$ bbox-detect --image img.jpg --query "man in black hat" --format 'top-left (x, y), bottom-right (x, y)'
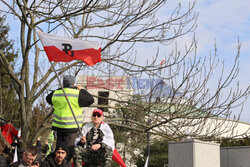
top-left (46, 75), bottom-right (94, 160)
top-left (42, 145), bottom-right (71, 167)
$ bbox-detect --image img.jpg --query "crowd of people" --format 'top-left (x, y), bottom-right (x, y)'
top-left (0, 75), bottom-right (116, 167)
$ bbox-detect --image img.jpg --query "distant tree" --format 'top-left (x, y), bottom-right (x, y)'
top-left (0, 14), bottom-right (19, 125)
top-left (219, 137), bottom-right (250, 147)
top-left (135, 138), bottom-right (169, 167)
top-left (107, 99), bottom-right (147, 166)
top-left (29, 102), bottom-right (52, 141)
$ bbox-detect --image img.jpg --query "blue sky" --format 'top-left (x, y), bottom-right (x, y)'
top-left (195, 0), bottom-right (250, 122)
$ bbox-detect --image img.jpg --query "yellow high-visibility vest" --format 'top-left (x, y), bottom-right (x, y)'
top-left (52, 88), bottom-right (83, 129)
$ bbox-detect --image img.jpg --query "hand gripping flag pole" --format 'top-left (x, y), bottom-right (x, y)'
top-left (37, 31), bottom-right (102, 136)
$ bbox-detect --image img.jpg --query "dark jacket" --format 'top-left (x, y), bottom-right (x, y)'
top-left (42, 153), bottom-right (71, 167)
top-left (46, 86), bottom-right (94, 133)
top-left (35, 140), bottom-right (43, 164)
top-left (9, 159), bottom-right (28, 167)
top-left (0, 154), bottom-right (7, 167)
top-left (9, 161), bottom-right (21, 167)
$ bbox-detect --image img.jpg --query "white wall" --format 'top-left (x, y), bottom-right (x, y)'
top-left (221, 146), bottom-right (250, 167)
top-left (169, 139), bottom-right (220, 167)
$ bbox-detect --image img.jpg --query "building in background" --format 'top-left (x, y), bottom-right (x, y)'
top-left (77, 75), bottom-right (250, 137)
top-left (76, 75), bottom-right (133, 122)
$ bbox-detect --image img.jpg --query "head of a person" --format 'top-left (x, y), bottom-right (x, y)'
top-left (91, 109), bottom-right (104, 127)
top-left (63, 75), bottom-right (75, 87)
top-left (54, 145), bottom-right (67, 165)
top-left (22, 145), bottom-right (38, 166)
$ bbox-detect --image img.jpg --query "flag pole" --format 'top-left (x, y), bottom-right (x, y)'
top-left (49, 61), bottom-right (83, 136)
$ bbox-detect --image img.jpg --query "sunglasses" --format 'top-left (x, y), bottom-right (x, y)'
top-left (92, 113), bottom-right (102, 118)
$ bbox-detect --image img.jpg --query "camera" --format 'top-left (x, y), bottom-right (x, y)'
top-left (32, 161), bottom-right (38, 166)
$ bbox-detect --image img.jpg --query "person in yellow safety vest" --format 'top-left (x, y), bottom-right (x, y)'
top-left (43, 130), bottom-right (55, 159)
top-left (46, 75), bottom-right (94, 161)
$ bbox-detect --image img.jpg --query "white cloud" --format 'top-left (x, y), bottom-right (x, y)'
top-left (197, 0), bottom-right (250, 29)
top-left (196, 0), bottom-right (250, 46)
top-left (240, 39), bottom-right (250, 54)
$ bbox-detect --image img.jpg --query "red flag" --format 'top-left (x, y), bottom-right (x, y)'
top-left (112, 148), bottom-right (127, 167)
top-left (160, 58), bottom-right (165, 66)
top-left (37, 31), bottom-right (101, 66)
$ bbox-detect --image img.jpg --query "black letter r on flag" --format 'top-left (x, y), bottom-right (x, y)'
top-left (62, 43), bottom-right (74, 57)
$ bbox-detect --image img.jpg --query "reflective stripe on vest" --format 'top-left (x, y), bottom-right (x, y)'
top-left (53, 94), bottom-right (78, 97)
top-left (53, 114), bottom-right (83, 121)
top-left (52, 88), bottom-right (83, 129)
top-left (52, 119), bottom-right (83, 125)
top-left (48, 130), bottom-right (54, 142)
